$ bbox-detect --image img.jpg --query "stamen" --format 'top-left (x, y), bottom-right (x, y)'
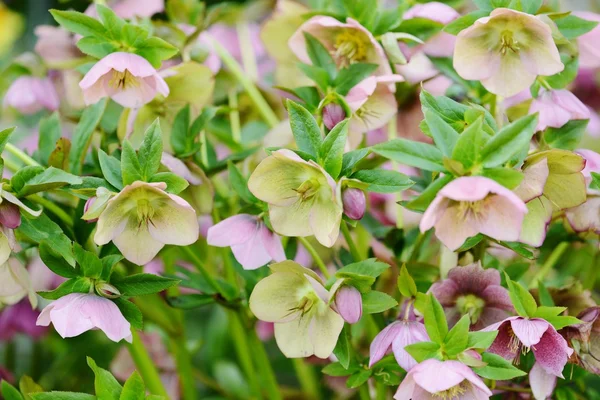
top-left (109, 69), bottom-right (140, 90)
top-left (432, 381), bottom-right (468, 399)
top-left (332, 31), bottom-right (367, 67)
top-left (499, 31), bottom-right (520, 55)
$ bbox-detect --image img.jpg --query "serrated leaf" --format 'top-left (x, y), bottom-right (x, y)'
top-left (352, 169), bottom-right (414, 193)
top-left (69, 99), bottom-right (108, 175)
top-left (361, 291), bottom-right (398, 314)
top-left (372, 139), bottom-right (446, 172)
top-left (121, 141), bottom-right (143, 185)
top-left (473, 353), bottom-right (526, 380)
top-left (505, 274), bottom-right (537, 317)
top-left (138, 119), bottom-right (163, 180)
top-left (39, 241), bottom-right (79, 278)
top-left (287, 100), bottom-right (322, 158)
top-left (467, 331), bottom-right (498, 350)
top-left (98, 150), bottom-right (124, 190)
top-left (424, 294), bottom-right (448, 344)
top-left (424, 109), bottom-right (459, 157)
top-left (50, 9), bottom-right (108, 38)
top-left (403, 341), bottom-right (441, 363)
top-left (480, 114), bottom-right (537, 168)
top-left (112, 274), bottom-right (180, 296)
top-left (397, 264), bottom-right (417, 298)
top-left (319, 119), bottom-right (348, 178)
top-left (87, 357), bottom-right (122, 400)
top-left (444, 315), bottom-right (470, 356)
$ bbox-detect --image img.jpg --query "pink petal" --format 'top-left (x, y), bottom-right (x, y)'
top-left (391, 321), bottom-right (429, 371)
top-left (532, 326), bottom-right (573, 378)
top-left (529, 362), bottom-right (556, 400)
top-left (369, 321), bottom-right (403, 367)
top-left (335, 285), bottom-right (362, 324)
top-left (412, 359), bottom-right (470, 393)
top-left (207, 214), bottom-right (260, 247)
top-left (231, 233), bottom-right (273, 270)
top-left (259, 223), bottom-right (286, 263)
top-left (510, 318), bottom-right (550, 347)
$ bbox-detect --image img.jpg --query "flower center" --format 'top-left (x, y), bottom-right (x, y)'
top-left (333, 31), bottom-right (367, 67)
top-left (456, 294), bottom-right (485, 324)
top-left (457, 200), bottom-right (485, 219)
top-left (432, 381), bottom-right (467, 399)
top-left (506, 326), bottom-right (529, 360)
top-left (136, 199), bottom-right (155, 223)
top-left (109, 69), bottom-right (139, 90)
top-left (499, 31), bottom-right (520, 55)
top-left (295, 178), bottom-right (321, 201)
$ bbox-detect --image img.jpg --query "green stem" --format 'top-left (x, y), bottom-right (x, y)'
top-left (359, 385), bottom-right (370, 400)
top-left (127, 330), bottom-right (170, 398)
top-left (229, 311), bottom-right (263, 398)
top-left (181, 246), bottom-right (222, 294)
top-left (249, 330), bottom-right (282, 400)
top-left (340, 221), bottom-right (361, 262)
top-left (531, 241), bottom-right (569, 285)
top-left (292, 358), bottom-right (320, 400)
top-left (170, 337), bottom-right (198, 400)
top-left (208, 35), bottom-right (279, 129)
top-left (3, 158), bottom-right (21, 172)
top-left (298, 236), bottom-right (330, 279)
top-left (228, 89), bottom-right (242, 144)
top-left (5, 143), bottom-right (40, 166)
top-left (28, 194), bottom-right (74, 227)
top-left (376, 381), bottom-right (387, 400)
top-left (236, 22), bottom-right (259, 82)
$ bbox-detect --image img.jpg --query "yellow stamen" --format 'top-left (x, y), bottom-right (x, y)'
top-left (333, 30), bottom-right (368, 67)
top-left (432, 382), bottom-right (468, 399)
top-left (109, 69), bottom-right (139, 90)
top-left (499, 31), bottom-right (520, 55)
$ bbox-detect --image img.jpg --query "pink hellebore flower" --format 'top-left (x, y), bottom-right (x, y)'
top-left (574, 12), bottom-right (600, 69)
top-left (79, 52), bottom-right (169, 108)
top-left (86, 0), bottom-right (164, 19)
top-left (4, 76), bottom-right (59, 114)
top-left (403, 2), bottom-right (460, 58)
top-left (454, 8), bottom-right (563, 97)
top-left (369, 318), bottom-right (429, 371)
top-left (0, 258), bottom-right (36, 307)
top-left (429, 263), bottom-right (514, 330)
top-left (484, 316), bottom-right (573, 377)
top-left (289, 16), bottom-right (393, 78)
top-left (94, 181), bottom-right (199, 265)
top-left (529, 362), bottom-right (556, 400)
top-left (420, 176), bottom-right (528, 251)
top-left (36, 293), bottom-right (132, 343)
top-left (394, 359), bottom-right (493, 399)
top-left (207, 214), bottom-right (286, 270)
top-left (529, 89), bottom-right (590, 131)
top-left (566, 149), bottom-right (600, 233)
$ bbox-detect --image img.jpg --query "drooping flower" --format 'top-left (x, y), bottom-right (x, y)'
top-left (402, 2), bottom-right (460, 58)
top-left (4, 76), bottom-right (60, 114)
top-left (249, 261), bottom-right (344, 358)
top-left (94, 181), bottom-right (199, 265)
top-left (561, 307), bottom-right (600, 374)
top-left (0, 299), bottom-right (47, 341)
top-left (288, 16), bottom-right (393, 77)
top-left (79, 52), bottom-right (169, 108)
top-left (529, 362), bottom-right (556, 400)
top-left (484, 316), bottom-right (573, 377)
top-left (248, 149), bottom-right (343, 248)
top-left (36, 293), bottom-right (132, 343)
top-left (529, 89), bottom-right (590, 131)
top-left (420, 176), bottom-right (528, 251)
top-left (207, 214), bottom-right (286, 270)
top-left (565, 149), bottom-right (600, 234)
top-left (574, 12), bottom-right (600, 69)
top-left (0, 258), bottom-right (36, 307)
top-left (429, 263), bottom-right (514, 329)
top-left (394, 359), bottom-right (493, 399)
top-left (453, 8), bottom-right (563, 97)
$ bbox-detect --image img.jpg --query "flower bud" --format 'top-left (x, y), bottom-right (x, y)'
top-left (335, 285), bottom-right (362, 324)
top-left (83, 197), bottom-right (98, 223)
top-left (95, 282), bottom-right (121, 299)
top-left (322, 103), bottom-right (345, 130)
top-left (0, 202), bottom-right (21, 229)
top-left (342, 188), bottom-right (366, 220)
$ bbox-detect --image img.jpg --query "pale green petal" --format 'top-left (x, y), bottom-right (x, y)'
top-left (249, 271), bottom-right (309, 322)
top-left (274, 316), bottom-right (314, 358)
top-left (482, 50), bottom-right (536, 97)
top-left (269, 200), bottom-right (314, 238)
top-left (519, 196), bottom-right (553, 247)
top-left (148, 194), bottom-right (199, 246)
top-left (113, 218), bottom-right (164, 265)
top-left (310, 196), bottom-right (342, 248)
top-left (544, 171), bottom-right (586, 210)
top-left (310, 306), bottom-right (344, 359)
top-left (0, 231), bottom-right (10, 265)
top-left (269, 260), bottom-right (321, 283)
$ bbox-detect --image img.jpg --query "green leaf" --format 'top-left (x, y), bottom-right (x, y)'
top-left (69, 99), bottom-right (108, 175)
top-left (403, 175), bottom-right (454, 212)
top-left (480, 168), bottom-right (523, 189)
top-left (74, 243), bottom-right (103, 279)
top-left (322, 362), bottom-right (356, 377)
top-left (340, 148), bottom-right (370, 176)
top-left (303, 32), bottom-right (336, 80)
top-left (121, 141), bottom-right (143, 185)
top-left (352, 169), bottom-right (414, 193)
top-left (424, 294), bottom-right (448, 344)
top-left (0, 127), bottom-right (14, 158)
top-left (120, 371), bottom-right (145, 400)
top-left (473, 353), bottom-right (526, 380)
top-left (498, 241), bottom-right (535, 260)
top-left (424, 109), bottom-right (459, 157)
top-left (319, 119), bottom-right (349, 178)
top-left (134, 37), bottom-right (179, 69)
top-left (138, 119), bottom-right (163, 181)
top-left (287, 100), bottom-right (322, 158)
top-left (444, 315), bottom-right (470, 356)
top-left (346, 370), bottom-right (372, 389)
top-left (170, 105), bottom-right (190, 157)
top-left (480, 114), bottom-right (537, 168)
top-left (39, 242), bottom-right (79, 278)
top-left (334, 63), bottom-right (379, 95)
top-left (32, 394), bottom-right (96, 400)
top-left (505, 274), bottom-right (537, 317)
top-left (38, 277), bottom-right (92, 300)
top-left (16, 167), bottom-right (82, 196)
top-left (545, 54), bottom-right (579, 89)
top-left (444, 10), bottom-right (489, 35)
top-left (19, 376), bottom-right (44, 399)
top-left (336, 259), bottom-right (390, 279)
top-left (95, 4), bottom-right (125, 40)
top-left (19, 213), bottom-right (75, 266)
top-left (545, 119), bottom-right (588, 151)
top-left (87, 357), bottom-right (122, 400)
top-left (397, 264), bottom-right (417, 298)
top-left (77, 36), bottom-right (119, 58)
top-left (1, 381), bottom-right (23, 400)
top-left (50, 9), bottom-right (108, 38)
top-left (372, 139), bottom-right (446, 172)
top-left (467, 331), bottom-right (498, 350)
top-left (333, 325), bottom-right (351, 369)
top-left (100, 254), bottom-right (122, 281)
top-left (148, 172), bottom-right (188, 194)
top-left (554, 14), bottom-right (599, 39)
top-left (38, 114), bottom-right (61, 165)
top-left (297, 63), bottom-right (330, 90)
top-left (167, 294), bottom-right (215, 309)
top-left (112, 274), bottom-right (180, 296)
top-left (227, 162), bottom-right (258, 204)
top-left (361, 291), bottom-right (398, 314)
top-left (403, 341), bottom-right (441, 363)
top-left (452, 117), bottom-right (483, 169)
top-left (114, 298), bottom-right (143, 330)
top-left (98, 150), bottom-right (124, 190)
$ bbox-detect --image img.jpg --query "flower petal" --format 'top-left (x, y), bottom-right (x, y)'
top-left (309, 307), bottom-right (344, 358)
top-left (532, 326), bottom-right (573, 378)
top-left (529, 362), bottom-right (556, 400)
top-left (511, 318), bottom-right (549, 347)
top-left (249, 271), bottom-right (308, 322)
top-left (206, 214), bottom-right (258, 247)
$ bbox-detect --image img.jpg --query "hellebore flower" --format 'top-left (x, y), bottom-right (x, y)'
top-left (369, 316), bottom-right (429, 371)
top-left (394, 359), bottom-right (493, 399)
top-left (574, 12), bottom-right (600, 69)
top-left (0, 258), bottom-right (36, 307)
top-left (85, 0), bottom-right (164, 19)
top-left (453, 8), bottom-right (563, 97)
top-left (403, 2), bottom-right (460, 58)
top-left (36, 293), bottom-right (132, 343)
top-left (34, 25), bottom-right (82, 67)
top-left (0, 299), bottom-right (47, 341)
top-left (248, 149), bottom-right (343, 248)
top-left (484, 316), bottom-right (573, 377)
top-left (79, 52), bottom-right (169, 108)
top-left (207, 214), bottom-right (286, 270)
top-left (566, 149), bottom-right (600, 234)
top-left (420, 176), bottom-right (528, 251)
top-left (342, 187), bottom-right (366, 220)
top-left (329, 281), bottom-right (362, 324)
top-left (561, 307), bottom-right (600, 374)
top-left (4, 76), bottom-right (60, 114)
top-left (249, 261), bottom-right (344, 358)
top-left (529, 89), bottom-right (590, 131)
top-left (289, 16), bottom-right (393, 78)
top-left (529, 361), bottom-right (556, 400)
top-left (430, 263), bottom-right (514, 329)
top-left (94, 181), bottom-right (199, 265)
